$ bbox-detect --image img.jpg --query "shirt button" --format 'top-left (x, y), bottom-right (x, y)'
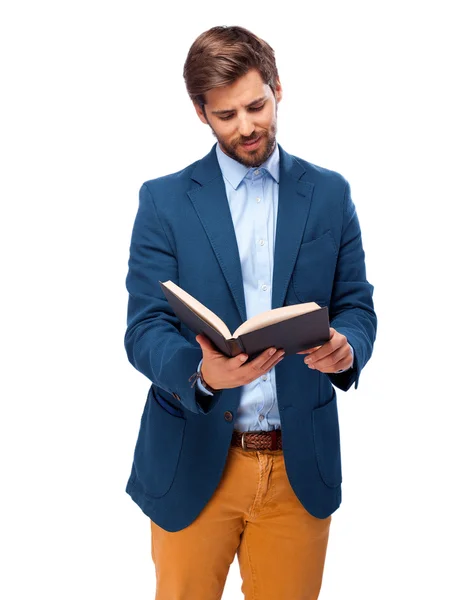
top-left (259, 239), bottom-right (265, 246)
top-left (224, 411), bottom-right (233, 422)
top-left (261, 284), bottom-right (268, 291)
top-left (262, 375), bottom-right (267, 381)
top-left (259, 414), bottom-right (265, 421)
top-left (254, 169), bottom-right (260, 175)
top-left (256, 197), bottom-right (261, 203)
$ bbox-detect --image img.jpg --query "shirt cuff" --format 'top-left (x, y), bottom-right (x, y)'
top-left (195, 358), bottom-right (214, 396)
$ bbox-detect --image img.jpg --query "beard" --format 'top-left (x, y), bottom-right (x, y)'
top-left (210, 117), bottom-right (278, 168)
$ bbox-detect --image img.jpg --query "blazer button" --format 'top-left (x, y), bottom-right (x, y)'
top-left (172, 392), bottom-right (181, 402)
top-left (224, 411), bottom-right (233, 422)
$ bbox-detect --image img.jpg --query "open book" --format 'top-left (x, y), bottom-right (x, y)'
top-left (159, 280), bottom-right (330, 360)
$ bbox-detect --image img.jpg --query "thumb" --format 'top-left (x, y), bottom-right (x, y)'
top-left (196, 334), bottom-right (216, 353)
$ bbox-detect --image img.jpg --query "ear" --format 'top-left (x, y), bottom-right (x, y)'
top-left (193, 101), bottom-right (209, 125)
top-left (274, 78), bottom-right (283, 103)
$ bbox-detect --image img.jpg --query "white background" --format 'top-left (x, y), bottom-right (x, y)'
top-left (1, 1), bottom-right (469, 598)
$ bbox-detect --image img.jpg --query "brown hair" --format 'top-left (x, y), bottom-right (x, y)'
top-left (183, 26), bottom-right (278, 108)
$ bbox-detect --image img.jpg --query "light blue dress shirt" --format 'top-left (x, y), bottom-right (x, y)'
top-left (196, 143), bottom-right (353, 431)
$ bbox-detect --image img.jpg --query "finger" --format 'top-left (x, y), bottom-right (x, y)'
top-left (196, 333), bottom-right (208, 346)
top-left (253, 347), bottom-right (281, 369)
top-left (304, 350), bottom-right (338, 365)
top-left (228, 352), bottom-right (250, 369)
top-left (305, 343), bottom-right (337, 363)
top-left (269, 354), bottom-right (285, 370)
top-left (308, 358), bottom-right (341, 372)
top-left (307, 347), bottom-right (346, 371)
top-left (257, 347), bottom-right (285, 370)
top-left (261, 349), bottom-right (285, 371)
top-left (196, 333), bottom-right (216, 348)
top-left (243, 347), bottom-right (284, 373)
top-left (234, 346), bottom-right (283, 372)
top-left (296, 345), bottom-right (322, 354)
top-left (229, 346), bottom-right (275, 370)
top-left (306, 333), bottom-right (344, 361)
top-left (196, 334), bottom-right (224, 356)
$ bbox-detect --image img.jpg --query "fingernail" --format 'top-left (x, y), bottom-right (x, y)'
top-left (269, 348), bottom-right (276, 356)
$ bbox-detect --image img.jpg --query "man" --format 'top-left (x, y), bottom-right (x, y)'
top-left (124, 25), bottom-right (377, 600)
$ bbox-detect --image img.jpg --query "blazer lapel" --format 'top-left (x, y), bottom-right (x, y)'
top-left (187, 144), bottom-right (315, 327)
top-left (272, 146), bottom-right (315, 309)
top-left (187, 146), bottom-right (248, 324)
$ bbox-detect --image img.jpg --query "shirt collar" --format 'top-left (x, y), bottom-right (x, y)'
top-left (216, 142), bottom-right (280, 190)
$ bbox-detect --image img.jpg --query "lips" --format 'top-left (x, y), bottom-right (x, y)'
top-left (240, 136), bottom-right (262, 149)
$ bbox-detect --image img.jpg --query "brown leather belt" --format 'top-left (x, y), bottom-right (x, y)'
top-left (231, 429), bottom-right (282, 451)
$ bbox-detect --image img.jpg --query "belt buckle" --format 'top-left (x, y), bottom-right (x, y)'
top-left (241, 431), bottom-right (251, 451)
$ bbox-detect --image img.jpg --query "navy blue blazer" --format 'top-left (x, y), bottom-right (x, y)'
top-left (124, 143), bottom-right (377, 532)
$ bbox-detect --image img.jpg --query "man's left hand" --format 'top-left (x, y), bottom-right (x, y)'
top-left (296, 327), bottom-right (353, 373)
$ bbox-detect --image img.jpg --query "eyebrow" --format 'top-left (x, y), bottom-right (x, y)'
top-left (211, 96), bottom-right (267, 116)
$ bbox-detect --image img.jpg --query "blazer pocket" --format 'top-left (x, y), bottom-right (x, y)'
top-left (291, 230), bottom-right (337, 303)
top-left (312, 389), bottom-right (342, 488)
top-left (154, 390), bottom-right (185, 418)
top-left (133, 387), bottom-right (186, 497)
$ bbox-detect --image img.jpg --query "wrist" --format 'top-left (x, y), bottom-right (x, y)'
top-left (200, 363), bottom-right (220, 393)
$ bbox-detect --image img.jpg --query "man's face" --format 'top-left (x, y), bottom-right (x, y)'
top-left (194, 68), bottom-right (282, 167)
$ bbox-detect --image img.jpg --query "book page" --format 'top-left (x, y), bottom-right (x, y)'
top-left (161, 280), bottom-right (233, 340)
top-left (233, 302), bottom-right (321, 338)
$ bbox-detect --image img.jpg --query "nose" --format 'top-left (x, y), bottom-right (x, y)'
top-left (238, 114), bottom-right (255, 138)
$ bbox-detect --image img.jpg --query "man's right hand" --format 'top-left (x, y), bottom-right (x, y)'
top-left (195, 333), bottom-right (285, 391)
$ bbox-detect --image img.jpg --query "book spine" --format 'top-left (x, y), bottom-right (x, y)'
top-left (226, 338), bottom-right (245, 357)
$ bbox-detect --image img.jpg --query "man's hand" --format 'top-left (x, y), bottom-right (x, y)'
top-left (195, 334), bottom-right (285, 390)
top-left (296, 327), bottom-right (353, 373)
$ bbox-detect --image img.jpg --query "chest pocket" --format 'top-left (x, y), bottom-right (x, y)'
top-left (290, 230), bottom-right (338, 305)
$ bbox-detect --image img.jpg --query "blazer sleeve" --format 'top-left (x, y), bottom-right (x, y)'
top-left (327, 180), bottom-right (377, 391)
top-left (124, 183), bottom-right (223, 414)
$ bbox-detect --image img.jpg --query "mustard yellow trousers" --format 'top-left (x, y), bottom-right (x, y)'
top-left (150, 445), bottom-right (332, 600)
